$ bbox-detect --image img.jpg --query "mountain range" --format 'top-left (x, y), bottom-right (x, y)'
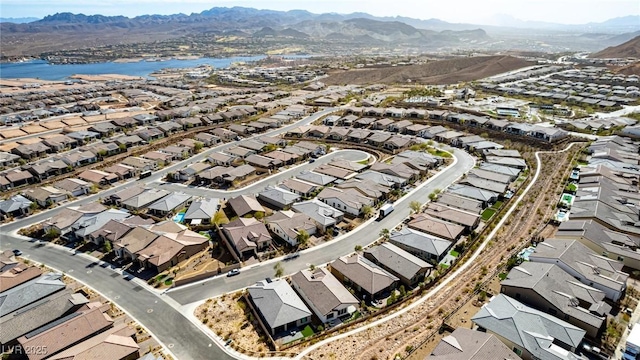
top-left (1, 7), bottom-right (639, 57)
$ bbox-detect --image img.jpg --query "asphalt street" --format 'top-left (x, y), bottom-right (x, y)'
top-left (166, 148), bottom-right (476, 306)
top-left (0, 107), bottom-right (475, 360)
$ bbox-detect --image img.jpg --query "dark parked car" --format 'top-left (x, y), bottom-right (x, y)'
top-left (12, 249), bottom-right (22, 256)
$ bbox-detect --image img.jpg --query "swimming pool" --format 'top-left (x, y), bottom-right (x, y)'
top-left (518, 246), bottom-right (536, 261)
top-left (172, 212), bottom-right (186, 223)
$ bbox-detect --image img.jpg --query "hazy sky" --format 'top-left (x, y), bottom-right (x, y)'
top-left (2, 0), bottom-right (638, 24)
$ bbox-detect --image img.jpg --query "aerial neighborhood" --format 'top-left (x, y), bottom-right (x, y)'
top-left (2, 5), bottom-right (640, 360)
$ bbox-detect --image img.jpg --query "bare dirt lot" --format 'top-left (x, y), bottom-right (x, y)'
top-left (323, 56), bottom-right (533, 85)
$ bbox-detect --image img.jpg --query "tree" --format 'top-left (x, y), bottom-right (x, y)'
top-left (361, 205), bottom-right (373, 219)
top-left (309, 264), bottom-right (316, 271)
top-left (354, 245), bottom-right (363, 252)
top-left (104, 240), bottom-right (112, 253)
top-left (428, 189), bottom-right (441, 201)
top-left (296, 229), bottom-right (310, 248)
top-left (213, 210), bottom-right (228, 226)
top-left (273, 262), bottom-right (284, 278)
top-left (45, 228), bottom-right (61, 240)
top-left (409, 201), bottom-right (421, 213)
top-left (254, 211), bottom-right (265, 220)
top-left (379, 228), bottom-right (390, 241)
top-left (194, 142), bottom-right (204, 153)
top-left (399, 285), bottom-right (406, 297)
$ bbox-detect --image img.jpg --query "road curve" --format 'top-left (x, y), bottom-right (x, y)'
top-left (294, 142), bottom-right (579, 360)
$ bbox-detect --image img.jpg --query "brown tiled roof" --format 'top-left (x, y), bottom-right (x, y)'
top-left (47, 324), bottom-right (139, 360)
top-left (408, 214), bottom-right (465, 241)
top-left (17, 307), bottom-right (113, 360)
top-left (136, 236), bottom-right (184, 268)
top-left (0, 265), bottom-right (42, 292)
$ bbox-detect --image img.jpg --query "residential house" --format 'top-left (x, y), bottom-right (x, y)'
top-left (347, 129), bottom-right (371, 143)
top-left (258, 186), bottom-right (301, 210)
top-left (71, 208), bottom-right (130, 242)
top-left (408, 214), bottom-right (465, 242)
top-left (479, 163), bottom-right (521, 180)
top-left (501, 262), bottom-right (610, 338)
top-left (194, 133), bottom-right (221, 147)
top-left (279, 178), bottom-right (318, 198)
top-left (142, 151), bottom-right (173, 167)
top-left (307, 125), bottom-right (330, 138)
top-left (290, 268), bottom-right (359, 324)
top-left (60, 150), bottom-right (98, 168)
top-left (459, 177), bottom-right (508, 194)
top-left (211, 128), bottom-right (238, 141)
top-left (435, 193), bottom-right (483, 214)
top-left (372, 118), bottom-right (394, 131)
top-left (330, 254), bottom-right (399, 301)
top-left (471, 294), bottom-right (586, 360)
top-left (0, 273), bottom-right (66, 317)
top-left (0, 195), bottom-right (33, 218)
top-left (12, 142), bottom-right (51, 160)
top-left (53, 178), bottom-right (91, 197)
top-left (528, 239), bottom-right (628, 301)
top-left (207, 152), bottom-right (237, 167)
top-left (113, 227), bottom-right (158, 261)
top-left (183, 198), bottom-right (220, 225)
top-left (328, 127), bottom-right (350, 141)
top-left (88, 219), bottom-right (135, 246)
top-left (424, 203), bottom-right (480, 232)
top-left (135, 127), bottom-right (164, 142)
top-left (367, 132), bottom-right (392, 147)
top-left (43, 203), bottom-right (106, 236)
top-left (447, 184), bottom-right (499, 207)
top-left (113, 135), bottom-right (143, 149)
top-left (266, 210), bottom-right (316, 246)
top-left (384, 135), bottom-right (415, 152)
top-left (317, 187), bottom-right (374, 217)
top-left (176, 163), bottom-right (211, 181)
top-left (291, 199), bottom-right (344, 231)
top-left (485, 156), bottom-right (527, 169)
top-left (389, 120), bottom-right (413, 133)
top-left (228, 195), bottom-right (266, 217)
top-left (556, 219), bottom-right (640, 270)
top-left (22, 186), bottom-right (67, 207)
top-left (296, 171), bottom-right (337, 186)
top-left (355, 170), bottom-right (407, 188)
top-left (335, 179), bottom-right (390, 202)
top-left (147, 192), bottom-right (192, 217)
top-left (363, 243), bottom-right (432, 287)
top-left (120, 157), bottom-right (157, 172)
top-left (136, 233), bottom-right (208, 273)
top-left (246, 154), bottom-right (283, 170)
top-left (222, 218), bottom-right (272, 259)
top-left (429, 328), bottom-right (522, 360)
top-left (121, 189), bottom-right (170, 212)
top-left (78, 169), bottom-right (118, 185)
top-left (45, 323), bottom-right (139, 360)
top-left (247, 279), bottom-right (312, 336)
top-left (17, 307), bottom-right (114, 360)
top-left (226, 146), bottom-right (256, 160)
top-left (314, 165), bottom-right (356, 180)
top-left (370, 162), bottom-right (419, 182)
top-left (389, 227), bottom-right (454, 265)
top-left (0, 289), bottom-right (89, 347)
top-left (468, 168), bottom-right (513, 184)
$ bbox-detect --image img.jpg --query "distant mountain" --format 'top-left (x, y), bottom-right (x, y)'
top-left (480, 14), bottom-right (640, 33)
top-left (590, 35), bottom-right (640, 58)
top-left (0, 17), bottom-right (39, 24)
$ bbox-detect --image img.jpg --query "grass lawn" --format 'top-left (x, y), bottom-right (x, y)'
top-left (498, 273), bottom-right (507, 280)
top-left (428, 148), bottom-right (452, 158)
top-left (481, 208), bottom-right (496, 221)
top-left (164, 278), bottom-right (173, 286)
top-left (449, 250), bottom-right (460, 257)
top-left (565, 183), bottom-right (578, 192)
top-left (357, 158), bottom-right (369, 165)
top-left (492, 201), bottom-right (503, 210)
top-left (301, 325), bottom-right (314, 338)
top-left (199, 231), bottom-right (212, 240)
top-left (439, 263), bottom-right (450, 270)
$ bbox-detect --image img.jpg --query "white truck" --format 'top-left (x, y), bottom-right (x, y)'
top-left (377, 204), bottom-right (394, 220)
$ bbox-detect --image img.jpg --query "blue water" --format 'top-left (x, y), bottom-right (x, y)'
top-left (0, 56), bottom-right (271, 80)
top-left (518, 247), bottom-right (536, 261)
top-left (172, 212), bottom-right (186, 223)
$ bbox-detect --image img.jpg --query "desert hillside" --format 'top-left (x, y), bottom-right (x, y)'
top-left (323, 55), bottom-right (533, 85)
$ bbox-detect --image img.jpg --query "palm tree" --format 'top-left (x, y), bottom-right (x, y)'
top-left (212, 210), bottom-right (228, 226)
top-left (379, 228), bottom-right (390, 241)
top-left (273, 262), bottom-right (284, 278)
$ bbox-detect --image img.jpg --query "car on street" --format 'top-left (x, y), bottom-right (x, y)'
top-left (12, 249), bottom-right (22, 256)
top-left (309, 159), bottom-right (315, 163)
top-left (227, 269), bottom-right (240, 277)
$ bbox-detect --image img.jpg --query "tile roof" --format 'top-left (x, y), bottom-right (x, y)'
top-left (364, 243), bottom-right (432, 280)
top-left (290, 268), bottom-right (358, 317)
top-left (248, 279), bottom-right (312, 330)
top-left (330, 254), bottom-right (399, 296)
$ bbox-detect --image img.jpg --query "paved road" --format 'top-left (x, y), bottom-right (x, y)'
top-left (0, 108), bottom-right (336, 360)
top-left (166, 148), bottom-right (476, 306)
top-left (156, 149), bottom-right (369, 197)
top-left (0, 107), bottom-right (475, 360)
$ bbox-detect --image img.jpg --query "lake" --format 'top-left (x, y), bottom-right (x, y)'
top-left (0, 56), bottom-right (269, 81)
